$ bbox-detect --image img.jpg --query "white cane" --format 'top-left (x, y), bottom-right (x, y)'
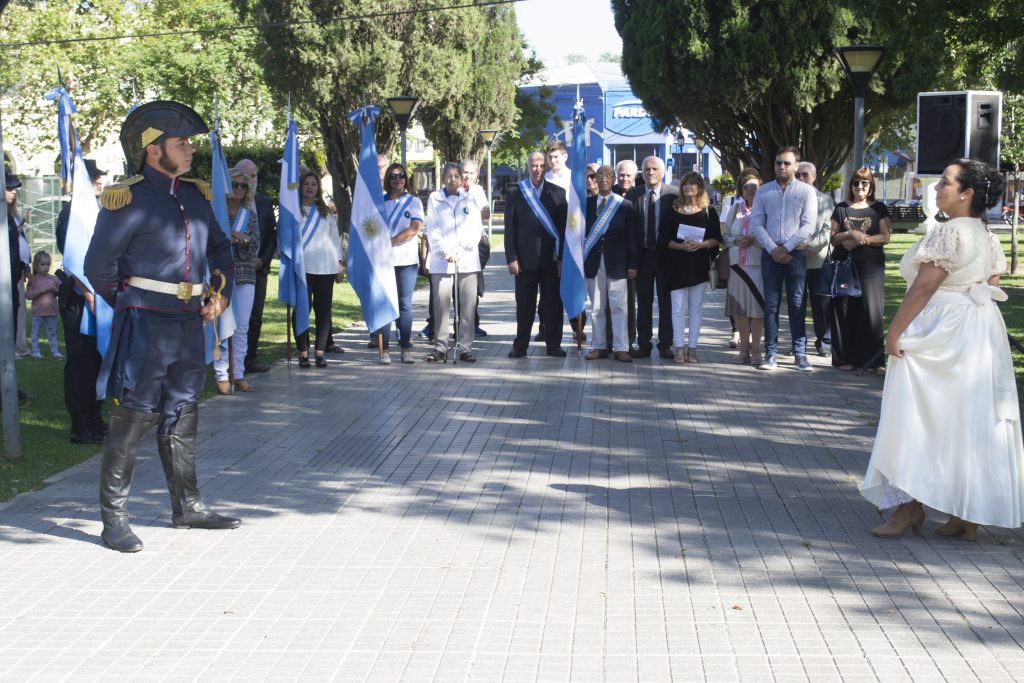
top-left (451, 252), bottom-right (460, 365)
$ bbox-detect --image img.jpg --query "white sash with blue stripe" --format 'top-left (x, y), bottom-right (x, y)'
top-left (231, 206), bottom-right (251, 236)
top-left (519, 179), bottom-right (560, 252)
top-left (584, 193), bottom-right (624, 258)
top-left (386, 193), bottom-right (417, 235)
top-left (300, 208), bottom-right (321, 249)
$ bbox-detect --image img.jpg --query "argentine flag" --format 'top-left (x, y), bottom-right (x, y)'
top-left (559, 100), bottom-right (588, 320)
top-left (346, 106), bottom-right (398, 334)
top-left (203, 125), bottom-right (238, 363)
top-left (277, 116), bottom-right (310, 336)
top-left (44, 79), bottom-right (114, 354)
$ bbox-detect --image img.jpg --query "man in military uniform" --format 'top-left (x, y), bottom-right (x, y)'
top-left (55, 158), bottom-right (107, 444)
top-left (84, 101), bottom-right (241, 553)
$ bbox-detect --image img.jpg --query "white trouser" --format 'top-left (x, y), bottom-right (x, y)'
top-left (587, 256), bottom-right (628, 352)
top-left (431, 271), bottom-right (479, 355)
top-left (671, 283), bottom-right (706, 349)
top-left (215, 283), bottom-right (255, 381)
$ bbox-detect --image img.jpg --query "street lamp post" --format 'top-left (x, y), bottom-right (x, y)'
top-left (479, 129), bottom-right (498, 240)
top-left (385, 95), bottom-right (419, 169)
top-left (693, 135), bottom-right (706, 177)
top-left (835, 45), bottom-right (885, 170)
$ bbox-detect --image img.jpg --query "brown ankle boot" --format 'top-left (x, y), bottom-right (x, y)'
top-left (871, 501), bottom-right (925, 538)
top-left (936, 515), bottom-right (979, 541)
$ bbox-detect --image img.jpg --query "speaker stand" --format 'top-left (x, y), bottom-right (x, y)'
top-left (915, 177), bottom-right (941, 234)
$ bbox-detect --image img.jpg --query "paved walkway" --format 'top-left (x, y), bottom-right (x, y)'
top-left (1, 250), bottom-right (1023, 682)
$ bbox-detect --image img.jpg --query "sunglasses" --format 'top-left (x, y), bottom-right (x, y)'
top-left (389, 172), bottom-right (406, 180)
top-left (854, 180), bottom-right (872, 187)
top-left (231, 182), bottom-right (248, 190)
top-left (587, 174), bottom-right (596, 179)
top-left (774, 160), bottom-right (795, 167)
top-left (741, 183), bottom-right (759, 190)
top-left (795, 172), bottom-right (811, 179)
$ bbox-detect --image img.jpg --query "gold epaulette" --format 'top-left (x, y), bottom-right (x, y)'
top-left (99, 175), bottom-right (144, 211)
top-left (179, 177), bottom-right (212, 202)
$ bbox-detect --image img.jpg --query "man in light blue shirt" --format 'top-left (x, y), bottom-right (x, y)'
top-left (748, 146), bottom-right (818, 371)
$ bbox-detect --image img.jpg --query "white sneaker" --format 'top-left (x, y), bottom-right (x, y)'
top-left (401, 350), bottom-right (415, 364)
top-left (380, 352), bottom-right (392, 365)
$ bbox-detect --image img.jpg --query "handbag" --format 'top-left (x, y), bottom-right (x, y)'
top-left (816, 244), bottom-right (862, 298)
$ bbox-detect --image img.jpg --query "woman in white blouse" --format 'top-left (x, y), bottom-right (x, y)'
top-left (425, 162), bottom-right (485, 363)
top-left (296, 167), bottom-right (344, 368)
top-left (378, 163), bottom-right (423, 365)
top-left (862, 159), bottom-right (1024, 540)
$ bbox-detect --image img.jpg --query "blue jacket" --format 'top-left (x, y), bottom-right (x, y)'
top-left (85, 164), bottom-right (234, 313)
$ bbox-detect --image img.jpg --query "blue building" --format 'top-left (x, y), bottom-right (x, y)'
top-left (519, 62), bottom-right (721, 183)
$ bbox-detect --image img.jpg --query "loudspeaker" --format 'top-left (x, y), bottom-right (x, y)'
top-left (916, 90), bottom-right (1002, 175)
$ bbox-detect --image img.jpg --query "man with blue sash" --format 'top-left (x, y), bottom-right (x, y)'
top-left (505, 151), bottom-right (568, 357)
top-left (584, 166), bottom-right (639, 363)
top-left (84, 101), bottom-right (241, 552)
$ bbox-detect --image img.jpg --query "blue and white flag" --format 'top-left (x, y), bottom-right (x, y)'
top-left (277, 116), bottom-right (310, 336)
top-left (559, 98), bottom-right (588, 320)
top-left (44, 77), bottom-right (115, 354)
top-left (346, 106), bottom-right (398, 333)
top-left (203, 124), bottom-right (238, 363)
top-left (43, 71), bottom-right (76, 187)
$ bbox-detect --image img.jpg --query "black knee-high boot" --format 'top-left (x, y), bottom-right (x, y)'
top-left (99, 405), bottom-right (160, 552)
top-left (159, 403), bottom-right (241, 530)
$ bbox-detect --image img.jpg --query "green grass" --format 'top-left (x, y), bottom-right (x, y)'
top-left (0, 264), bottom-right (362, 500)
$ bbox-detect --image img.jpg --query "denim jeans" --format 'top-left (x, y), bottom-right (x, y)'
top-left (375, 264), bottom-right (419, 350)
top-left (761, 249), bottom-right (808, 357)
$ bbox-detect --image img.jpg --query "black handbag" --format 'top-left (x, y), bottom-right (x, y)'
top-left (816, 244), bottom-right (862, 298)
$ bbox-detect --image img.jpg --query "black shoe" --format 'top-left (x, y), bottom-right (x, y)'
top-left (70, 411), bottom-right (104, 445)
top-left (475, 327), bottom-right (488, 338)
top-left (658, 347), bottom-right (674, 360)
top-left (629, 347), bottom-right (652, 359)
top-left (546, 348), bottom-right (567, 357)
top-left (17, 388), bottom-right (32, 403)
top-left (367, 341), bottom-right (377, 348)
top-left (70, 429), bottom-right (104, 445)
top-left (326, 344), bottom-right (345, 353)
top-left (508, 348), bottom-right (527, 358)
top-left (573, 331), bottom-right (587, 342)
top-left (298, 355), bottom-right (311, 368)
top-left (315, 355), bottom-right (328, 368)
top-left (458, 352), bottom-right (477, 363)
top-left (245, 362), bottom-right (270, 373)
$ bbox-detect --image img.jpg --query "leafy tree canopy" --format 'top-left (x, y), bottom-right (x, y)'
top-left (611, 0), bottom-right (1019, 182)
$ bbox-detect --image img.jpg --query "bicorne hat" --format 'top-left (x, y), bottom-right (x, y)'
top-left (119, 100), bottom-right (208, 176)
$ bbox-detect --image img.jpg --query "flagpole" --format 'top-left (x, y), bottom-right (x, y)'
top-left (377, 330), bottom-right (384, 361)
top-left (286, 304), bottom-right (293, 363)
top-left (0, 95), bottom-right (21, 459)
top-left (227, 338), bottom-right (234, 392)
top-left (577, 313), bottom-right (583, 351)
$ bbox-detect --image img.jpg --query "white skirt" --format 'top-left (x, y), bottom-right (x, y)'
top-left (861, 288), bottom-right (1024, 528)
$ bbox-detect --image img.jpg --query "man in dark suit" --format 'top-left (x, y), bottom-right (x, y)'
top-left (235, 158), bottom-right (277, 373)
top-left (505, 151), bottom-right (568, 357)
top-left (584, 165), bottom-right (639, 363)
top-left (626, 156), bottom-right (678, 359)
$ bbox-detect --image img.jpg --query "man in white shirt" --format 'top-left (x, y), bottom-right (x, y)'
top-left (544, 140), bottom-right (571, 190)
top-left (461, 159), bottom-right (492, 337)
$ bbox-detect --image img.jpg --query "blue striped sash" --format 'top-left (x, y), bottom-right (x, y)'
top-left (519, 179), bottom-right (560, 252)
top-left (584, 193), bottom-right (624, 258)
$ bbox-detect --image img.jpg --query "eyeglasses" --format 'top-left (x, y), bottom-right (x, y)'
top-left (774, 160), bottom-right (795, 167)
top-left (795, 172), bottom-right (811, 179)
top-left (388, 172), bottom-right (406, 180)
top-left (231, 182), bottom-right (248, 190)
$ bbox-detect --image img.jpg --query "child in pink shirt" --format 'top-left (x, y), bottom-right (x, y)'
top-left (25, 250), bottom-right (61, 359)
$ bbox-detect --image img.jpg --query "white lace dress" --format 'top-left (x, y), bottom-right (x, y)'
top-left (860, 218), bottom-right (1024, 527)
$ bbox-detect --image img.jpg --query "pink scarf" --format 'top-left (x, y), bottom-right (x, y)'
top-left (738, 202), bottom-right (753, 266)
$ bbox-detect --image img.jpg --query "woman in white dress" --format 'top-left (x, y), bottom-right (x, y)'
top-left (861, 159), bottom-right (1024, 540)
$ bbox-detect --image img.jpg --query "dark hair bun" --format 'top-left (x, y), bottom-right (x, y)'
top-left (984, 169), bottom-right (1005, 210)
